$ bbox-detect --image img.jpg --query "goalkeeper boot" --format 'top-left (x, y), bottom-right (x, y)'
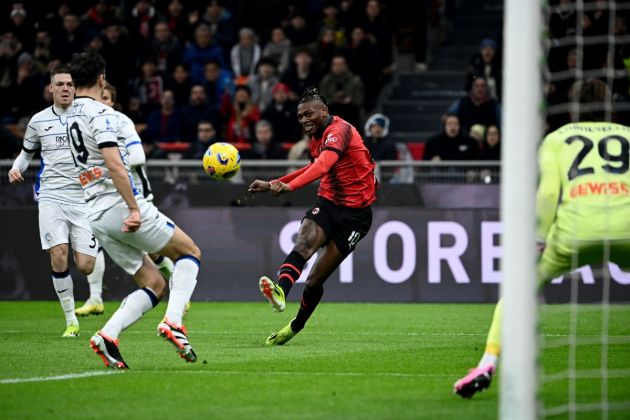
top-left (259, 276), bottom-right (286, 312)
top-left (157, 317), bottom-right (197, 363)
top-left (265, 319), bottom-right (298, 346)
top-left (62, 322), bottom-right (80, 338)
top-left (75, 298), bottom-right (105, 317)
top-left (453, 365), bottom-right (495, 399)
top-left (89, 332), bottom-right (129, 369)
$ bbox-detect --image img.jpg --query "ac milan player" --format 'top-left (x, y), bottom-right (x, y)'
top-left (248, 88), bottom-right (377, 345)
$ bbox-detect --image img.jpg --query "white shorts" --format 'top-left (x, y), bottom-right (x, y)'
top-left (38, 200), bottom-right (99, 257)
top-left (91, 198), bottom-right (175, 275)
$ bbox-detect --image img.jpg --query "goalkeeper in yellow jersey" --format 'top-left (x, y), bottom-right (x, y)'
top-left (454, 78), bottom-right (630, 399)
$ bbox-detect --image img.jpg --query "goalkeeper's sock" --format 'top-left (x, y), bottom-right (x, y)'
top-left (87, 248), bottom-right (105, 302)
top-left (277, 251), bottom-right (307, 298)
top-left (291, 283), bottom-right (323, 332)
top-left (101, 287), bottom-right (158, 339)
top-left (53, 270), bottom-right (77, 326)
top-left (164, 256), bottom-right (199, 326)
top-left (479, 299), bottom-right (503, 368)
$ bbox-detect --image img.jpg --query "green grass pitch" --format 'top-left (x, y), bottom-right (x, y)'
top-left (0, 301), bottom-right (629, 419)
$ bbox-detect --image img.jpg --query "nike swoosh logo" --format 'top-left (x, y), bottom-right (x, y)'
top-left (56, 288), bottom-right (69, 294)
top-left (44, 126), bottom-right (53, 131)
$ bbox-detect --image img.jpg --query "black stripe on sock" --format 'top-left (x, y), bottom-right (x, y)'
top-left (141, 287), bottom-right (159, 307)
top-left (52, 269), bottom-right (70, 278)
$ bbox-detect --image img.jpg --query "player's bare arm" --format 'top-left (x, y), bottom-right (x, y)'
top-left (248, 180), bottom-right (271, 193)
top-left (101, 146), bottom-right (141, 232)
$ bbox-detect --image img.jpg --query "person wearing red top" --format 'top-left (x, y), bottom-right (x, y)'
top-left (248, 88), bottom-right (376, 345)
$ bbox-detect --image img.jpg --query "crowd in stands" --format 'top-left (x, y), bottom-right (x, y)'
top-left (0, 0), bottom-right (400, 160)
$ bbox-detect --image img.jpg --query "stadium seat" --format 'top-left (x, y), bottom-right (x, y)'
top-left (406, 142), bottom-right (426, 160)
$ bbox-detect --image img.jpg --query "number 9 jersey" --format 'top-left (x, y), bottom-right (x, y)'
top-left (67, 97), bottom-right (139, 221)
top-left (537, 122), bottom-right (630, 243)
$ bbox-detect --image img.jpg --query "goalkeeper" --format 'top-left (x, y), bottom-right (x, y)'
top-left (454, 78), bottom-right (630, 399)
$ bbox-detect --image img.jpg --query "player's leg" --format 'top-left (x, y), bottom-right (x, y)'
top-left (149, 252), bottom-right (174, 281)
top-left (39, 201), bottom-right (80, 336)
top-left (48, 244), bottom-right (80, 337)
top-left (75, 248), bottom-right (105, 316)
top-left (259, 207), bottom-right (330, 312)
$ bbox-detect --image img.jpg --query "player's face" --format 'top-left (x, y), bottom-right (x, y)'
top-left (49, 73), bottom-right (74, 108)
top-left (297, 101), bottom-right (328, 135)
top-left (100, 89), bottom-right (114, 107)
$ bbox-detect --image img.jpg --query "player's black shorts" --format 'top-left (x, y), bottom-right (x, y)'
top-left (304, 197), bottom-right (372, 257)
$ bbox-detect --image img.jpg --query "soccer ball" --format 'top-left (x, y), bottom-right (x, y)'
top-left (202, 142), bottom-right (241, 180)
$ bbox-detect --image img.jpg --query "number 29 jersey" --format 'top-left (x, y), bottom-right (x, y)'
top-left (537, 122), bottom-right (630, 242)
top-left (67, 96), bottom-right (138, 220)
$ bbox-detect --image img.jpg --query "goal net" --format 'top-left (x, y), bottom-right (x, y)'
top-left (501, 1), bottom-right (630, 419)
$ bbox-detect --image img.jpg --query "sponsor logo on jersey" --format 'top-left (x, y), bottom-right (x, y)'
top-left (324, 134), bottom-right (338, 145)
top-left (570, 181), bottom-right (630, 198)
top-left (105, 117), bottom-right (114, 132)
top-left (99, 108), bottom-right (107, 114)
top-left (44, 126), bottom-right (53, 131)
top-left (312, 207), bottom-right (320, 215)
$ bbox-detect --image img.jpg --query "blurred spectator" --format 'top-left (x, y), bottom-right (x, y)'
top-left (82, 0), bottom-right (117, 36)
top-left (51, 13), bottom-right (85, 63)
top-left (261, 82), bottom-right (301, 143)
top-left (230, 27), bottom-right (261, 80)
top-left (100, 23), bottom-right (134, 106)
top-left (281, 48), bottom-right (319, 102)
top-left (262, 26), bottom-right (291, 76)
top-left (240, 120), bottom-right (287, 159)
top-left (287, 131), bottom-right (311, 161)
top-left (13, 52), bottom-right (45, 120)
top-left (7, 3), bottom-right (34, 53)
top-left (187, 119), bottom-right (218, 159)
top-left (466, 38), bottom-right (502, 100)
top-left (319, 54), bottom-right (365, 127)
top-left (423, 114), bottom-right (479, 161)
top-left (220, 84), bottom-right (260, 145)
top-left (413, 0), bottom-right (429, 72)
top-left (145, 21), bottom-right (182, 76)
top-left (128, 58), bottom-right (164, 116)
top-left (314, 27), bottom-right (337, 76)
top-left (478, 124), bottom-right (501, 161)
top-left (546, 48), bottom-right (576, 130)
top-left (128, 0), bottom-right (158, 50)
top-left (0, 123), bottom-right (21, 159)
top-left (165, 63), bottom-right (193, 108)
top-left (448, 77), bottom-right (501, 134)
top-left (183, 23), bottom-right (226, 84)
top-left (202, 59), bottom-right (234, 111)
top-left (360, 0), bottom-right (394, 78)
top-left (179, 84), bottom-right (222, 143)
top-left (320, 1), bottom-right (347, 47)
top-left (201, 0), bottom-right (235, 62)
top-left (284, 11), bottom-right (315, 48)
top-left (345, 26), bottom-right (383, 111)
top-left (162, 0), bottom-right (191, 44)
top-left (32, 31), bottom-right (53, 72)
top-left (468, 124), bottom-right (486, 149)
top-left (146, 90), bottom-right (182, 143)
top-left (126, 96), bottom-right (147, 124)
top-left (0, 34), bottom-right (21, 119)
top-left (363, 113), bottom-right (396, 161)
top-left (140, 128), bottom-right (168, 159)
top-left (247, 57), bottom-right (279, 112)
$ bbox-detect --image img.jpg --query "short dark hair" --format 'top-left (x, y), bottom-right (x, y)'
top-left (298, 87), bottom-right (328, 106)
top-left (50, 65), bottom-right (71, 82)
top-left (68, 50), bottom-right (106, 89)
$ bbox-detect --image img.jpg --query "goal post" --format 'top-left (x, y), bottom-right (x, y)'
top-left (499, 0), bottom-right (544, 419)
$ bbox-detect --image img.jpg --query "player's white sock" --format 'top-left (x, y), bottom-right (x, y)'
top-left (478, 352), bottom-right (498, 369)
top-left (101, 287), bottom-right (158, 339)
top-left (153, 255), bottom-right (174, 280)
top-left (52, 270), bottom-right (77, 326)
top-left (165, 256), bottom-right (199, 326)
top-left (87, 249), bottom-right (105, 302)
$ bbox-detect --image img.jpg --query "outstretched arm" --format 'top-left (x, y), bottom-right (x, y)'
top-left (8, 149), bottom-right (35, 184)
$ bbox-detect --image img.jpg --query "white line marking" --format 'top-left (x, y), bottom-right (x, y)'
top-left (0, 370), bottom-right (120, 384)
